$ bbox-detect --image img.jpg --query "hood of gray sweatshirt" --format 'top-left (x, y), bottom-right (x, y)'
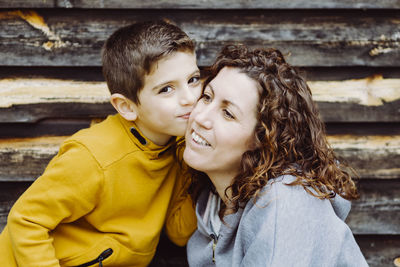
top-left (187, 175), bottom-right (368, 267)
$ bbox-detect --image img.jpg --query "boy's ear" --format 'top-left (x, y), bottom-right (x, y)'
top-left (110, 93), bottom-right (138, 121)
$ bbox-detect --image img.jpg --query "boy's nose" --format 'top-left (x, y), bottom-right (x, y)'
top-left (179, 87), bottom-right (197, 106)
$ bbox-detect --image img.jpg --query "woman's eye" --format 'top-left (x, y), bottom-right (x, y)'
top-left (189, 76), bottom-right (200, 84)
top-left (158, 86), bottom-right (173, 94)
top-left (200, 93), bottom-right (212, 103)
top-left (223, 109), bottom-right (235, 120)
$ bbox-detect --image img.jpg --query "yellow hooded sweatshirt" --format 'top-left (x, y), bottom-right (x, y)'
top-left (0, 114), bottom-right (196, 267)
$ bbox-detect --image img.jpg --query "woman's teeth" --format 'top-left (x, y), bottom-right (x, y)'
top-left (192, 131), bottom-right (210, 146)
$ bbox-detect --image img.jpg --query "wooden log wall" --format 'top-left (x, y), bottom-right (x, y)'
top-left (0, 1), bottom-right (399, 266)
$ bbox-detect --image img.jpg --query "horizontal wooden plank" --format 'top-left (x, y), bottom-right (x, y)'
top-left (355, 235), bottom-right (400, 267)
top-left (0, 0), bottom-right (399, 9)
top-left (2, 66), bottom-right (400, 82)
top-left (325, 123), bottom-right (400, 136)
top-left (1, 180), bottom-right (399, 235)
top-left (3, 121), bottom-right (400, 139)
top-left (311, 75), bottom-right (400, 123)
top-left (0, 79), bottom-right (113, 122)
top-left (0, 119), bottom-right (92, 138)
top-left (0, 10), bottom-right (399, 67)
top-left (0, 136), bottom-right (66, 181)
top-left (329, 135), bottom-right (400, 179)
top-left (0, 135), bottom-right (399, 181)
top-left (347, 179), bottom-right (400, 234)
top-left (0, 182), bottom-right (31, 232)
top-left (0, 180), bottom-right (399, 266)
top-left (1, 76), bottom-right (399, 123)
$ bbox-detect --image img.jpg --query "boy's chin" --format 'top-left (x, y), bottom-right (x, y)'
top-left (174, 132), bottom-right (186, 137)
top-left (169, 126), bottom-right (188, 137)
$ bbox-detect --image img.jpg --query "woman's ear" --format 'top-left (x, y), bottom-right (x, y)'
top-left (110, 93), bottom-right (138, 121)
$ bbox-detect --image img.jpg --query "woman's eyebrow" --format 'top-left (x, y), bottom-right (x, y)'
top-left (189, 69), bottom-right (200, 77)
top-left (222, 99), bottom-right (243, 116)
top-left (209, 83), bottom-right (243, 116)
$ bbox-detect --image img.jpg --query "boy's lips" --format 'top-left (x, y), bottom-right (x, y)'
top-left (178, 112), bottom-right (191, 119)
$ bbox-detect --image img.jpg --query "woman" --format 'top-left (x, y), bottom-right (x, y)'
top-left (183, 45), bottom-right (368, 266)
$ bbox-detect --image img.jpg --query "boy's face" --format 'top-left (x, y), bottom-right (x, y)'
top-left (134, 51), bottom-right (201, 145)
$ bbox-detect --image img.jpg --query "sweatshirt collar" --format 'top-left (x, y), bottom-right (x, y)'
top-left (196, 190), bottom-right (243, 238)
top-left (117, 114), bottom-right (176, 158)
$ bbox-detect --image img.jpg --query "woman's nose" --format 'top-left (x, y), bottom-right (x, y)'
top-left (193, 103), bottom-right (213, 130)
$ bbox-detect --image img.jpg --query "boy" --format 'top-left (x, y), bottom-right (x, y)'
top-left (0, 20), bottom-right (200, 266)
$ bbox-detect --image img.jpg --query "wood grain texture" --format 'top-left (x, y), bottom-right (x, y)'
top-left (347, 179), bottom-right (400, 234)
top-left (0, 136), bottom-right (66, 181)
top-left (355, 235), bottom-right (400, 267)
top-left (0, 0), bottom-right (399, 9)
top-left (0, 135), bottom-right (399, 181)
top-left (0, 3), bottom-right (398, 267)
top-left (0, 119), bottom-right (93, 138)
top-left (328, 135), bottom-right (400, 179)
top-left (1, 76), bottom-right (399, 123)
top-left (0, 78), bottom-right (113, 122)
top-left (0, 180), bottom-right (399, 260)
top-left (0, 182), bottom-right (31, 231)
top-left (0, 10), bottom-right (399, 66)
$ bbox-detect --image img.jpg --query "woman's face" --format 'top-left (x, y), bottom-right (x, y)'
top-left (184, 67), bottom-right (259, 178)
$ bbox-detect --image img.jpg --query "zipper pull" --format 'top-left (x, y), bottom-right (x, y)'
top-left (210, 234), bottom-right (217, 263)
top-left (98, 248), bottom-right (113, 267)
top-left (212, 240), bottom-right (217, 263)
top-left (73, 248), bottom-right (113, 267)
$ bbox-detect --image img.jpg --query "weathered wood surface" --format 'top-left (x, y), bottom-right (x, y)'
top-left (4, 120), bottom-right (393, 139)
top-left (356, 235), bottom-right (400, 267)
top-left (1, 76), bottom-right (399, 123)
top-left (1, 66), bottom-right (399, 82)
top-left (0, 0), bottom-right (400, 9)
top-left (0, 136), bottom-right (66, 181)
top-left (0, 135), bottom-right (398, 182)
top-left (0, 182), bottom-right (31, 232)
top-left (0, 119), bottom-right (93, 138)
top-left (0, 4), bottom-right (398, 267)
top-left (0, 79), bottom-right (113, 122)
top-left (329, 135), bottom-right (400, 179)
top-left (0, 10), bottom-right (399, 67)
top-left (346, 179), bottom-right (400, 234)
top-left (0, 181), bottom-right (398, 267)
top-left (0, 179), bottom-right (399, 234)
top-left (307, 75), bottom-right (400, 123)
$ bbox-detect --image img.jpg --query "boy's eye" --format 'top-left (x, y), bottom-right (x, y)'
top-left (158, 86), bottom-right (173, 94)
top-left (223, 109), bottom-right (235, 120)
top-left (188, 76), bottom-right (200, 84)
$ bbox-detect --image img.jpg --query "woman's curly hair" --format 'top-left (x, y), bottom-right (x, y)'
top-left (188, 44), bottom-right (359, 217)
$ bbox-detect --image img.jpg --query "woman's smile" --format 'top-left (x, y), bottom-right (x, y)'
top-left (191, 130), bottom-right (211, 147)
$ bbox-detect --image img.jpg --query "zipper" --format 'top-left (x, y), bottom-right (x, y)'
top-left (210, 234), bottom-right (217, 264)
top-left (74, 248), bottom-right (113, 267)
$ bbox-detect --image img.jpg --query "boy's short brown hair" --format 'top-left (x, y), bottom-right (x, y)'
top-left (102, 20), bottom-right (195, 104)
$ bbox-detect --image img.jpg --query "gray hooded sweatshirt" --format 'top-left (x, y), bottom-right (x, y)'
top-left (187, 175), bottom-right (368, 267)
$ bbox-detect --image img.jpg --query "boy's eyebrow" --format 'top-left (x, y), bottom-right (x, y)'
top-left (208, 83), bottom-right (243, 116)
top-left (152, 69), bottom-right (200, 91)
top-left (187, 69), bottom-right (201, 79)
top-left (191, 69), bottom-right (201, 75)
top-left (152, 81), bottom-right (173, 92)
